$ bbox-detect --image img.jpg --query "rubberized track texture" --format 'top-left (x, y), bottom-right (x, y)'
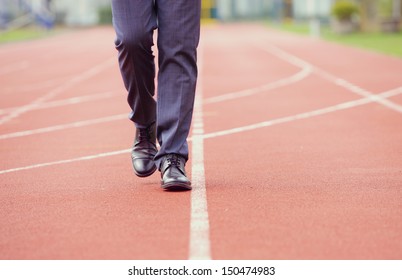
top-left (1, 24), bottom-right (402, 260)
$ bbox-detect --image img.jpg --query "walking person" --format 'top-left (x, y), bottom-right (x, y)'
top-left (111, 1), bottom-right (201, 191)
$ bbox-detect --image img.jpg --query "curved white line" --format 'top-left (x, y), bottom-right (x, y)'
top-left (260, 44), bottom-right (402, 114)
top-left (1, 86), bottom-right (401, 175)
top-left (1, 75), bottom-right (76, 95)
top-left (0, 57), bottom-right (116, 125)
top-left (203, 86), bottom-right (402, 140)
top-left (0, 149), bottom-right (131, 175)
top-left (0, 91), bottom-right (118, 116)
top-left (0, 69), bottom-right (309, 140)
top-left (0, 114), bottom-right (127, 140)
top-left (204, 65), bottom-right (311, 104)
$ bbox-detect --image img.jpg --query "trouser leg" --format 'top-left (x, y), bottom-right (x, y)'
top-left (154, 0), bottom-right (201, 168)
top-left (111, 0), bottom-right (157, 128)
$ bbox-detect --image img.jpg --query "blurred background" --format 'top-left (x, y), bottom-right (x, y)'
top-left (0, 0), bottom-right (401, 55)
top-left (0, 0), bottom-right (401, 29)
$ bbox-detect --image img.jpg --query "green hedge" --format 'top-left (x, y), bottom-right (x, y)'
top-left (331, 0), bottom-right (359, 21)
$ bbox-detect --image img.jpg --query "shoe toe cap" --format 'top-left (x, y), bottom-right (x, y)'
top-left (133, 159), bottom-right (157, 177)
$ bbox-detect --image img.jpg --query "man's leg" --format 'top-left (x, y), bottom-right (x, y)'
top-left (111, 0), bottom-right (157, 127)
top-left (111, 0), bottom-right (158, 177)
top-left (154, 0), bottom-right (201, 190)
top-left (154, 0), bottom-right (201, 168)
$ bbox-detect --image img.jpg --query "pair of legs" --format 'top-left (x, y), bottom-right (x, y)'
top-left (111, 0), bottom-right (201, 189)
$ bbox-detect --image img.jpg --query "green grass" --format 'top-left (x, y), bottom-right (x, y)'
top-left (325, 32), bottom-right (402, 57)
top-left (268, 21), bottom-right (402, 58)
top-left (0, 27), bottom-right (54, 44)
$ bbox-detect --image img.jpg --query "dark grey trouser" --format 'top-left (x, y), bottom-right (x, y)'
top-left (111, 0), bottom-right (201, 168)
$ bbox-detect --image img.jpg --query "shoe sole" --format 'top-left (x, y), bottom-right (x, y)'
top-left (133, 165), bottom-right (157, 178)
top-left (161, 181), bottom-right (192, 191)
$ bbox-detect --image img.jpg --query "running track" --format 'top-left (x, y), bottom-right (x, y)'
top-left (1, 23), bottom-right (401, 260)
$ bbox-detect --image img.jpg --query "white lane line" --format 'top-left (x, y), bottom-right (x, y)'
top-left (0, 61), bottom-right (30, 76)
top-left (0, 149), bottom-right (131, 175)
top-left (0, 113), bottom-right (127, 140)
top-left (203, 86), bottom-right (402, 140)
top-left (261, 44), bottom-right (402, 114)
top-left (189, 42), bottom-right (211, 260)
top-left (1, 86), bottom-right (402, 176)
top-left (0, 69), bottom-right (309, 139)
top-left (332, 78), bottom-right (402, 113)
top-left (0, 91), bottom-right (118, 115)
top-left (0, 57), bottom-right (116, 125)
top-left (1, 75), bottom-right (75, 95)
top-left (204, 66), bottom-right (311, 104)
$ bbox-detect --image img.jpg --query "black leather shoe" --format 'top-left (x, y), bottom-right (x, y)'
top-left (131, 123), bottom-right (157, 177)
top-left (160, 154), bottom-right (191, 191)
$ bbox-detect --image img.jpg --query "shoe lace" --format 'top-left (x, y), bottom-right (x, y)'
top-left (138, 127), bottom-right (151, 142)
top-left (166, 154), bottom-right (181, 167)
top-left (134, 125), bottom-right (156, 152)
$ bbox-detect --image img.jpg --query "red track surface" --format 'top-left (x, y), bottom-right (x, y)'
top-left (1, 24), bottom-right (402, 260)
